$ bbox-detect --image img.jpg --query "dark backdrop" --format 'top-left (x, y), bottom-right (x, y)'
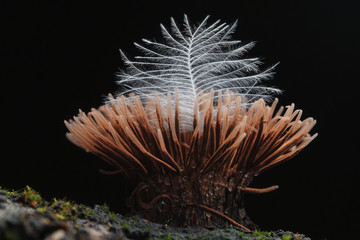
top-left (3, 1), bottom-right (359, 239)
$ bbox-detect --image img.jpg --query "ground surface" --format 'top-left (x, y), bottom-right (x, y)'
top-left (0, 186), bottom-right (310, 240)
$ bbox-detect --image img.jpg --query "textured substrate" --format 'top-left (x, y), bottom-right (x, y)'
top-left (0, 187), bottom-right (310, 240)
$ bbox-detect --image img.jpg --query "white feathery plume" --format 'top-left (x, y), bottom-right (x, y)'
top-left (110, 15), bottom-right (281, 131)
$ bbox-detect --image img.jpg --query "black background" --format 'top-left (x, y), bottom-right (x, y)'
top-left (2, 0), bottom-right (359, 239)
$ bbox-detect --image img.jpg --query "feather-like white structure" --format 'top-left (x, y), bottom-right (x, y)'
top-left (111, 15), bottom-right (281, 131)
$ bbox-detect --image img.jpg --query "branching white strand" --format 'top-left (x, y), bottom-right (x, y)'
top-left (111, 14), bottom-right (282, 131)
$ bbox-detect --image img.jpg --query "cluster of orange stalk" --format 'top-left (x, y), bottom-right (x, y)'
top-left (65, 90), bottom-right (317, 231)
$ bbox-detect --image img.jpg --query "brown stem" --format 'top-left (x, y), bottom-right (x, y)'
top-left (242, 185), bottom-right (279, 194)
top-left (186, 203), bottom-right (251, 232)
top-left (217, 183), bottom-right (279, 194)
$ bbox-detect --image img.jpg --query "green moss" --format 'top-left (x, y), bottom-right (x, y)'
top-left (36, 207), bottom-right (48, 212)
top-left (21, 186), bottom-right (43, 207)
top-left (101, 203), bottom-right (117, 222)
top-left (109, 212), bottom-right (116, 221)
top-left (50, 198), bottom-right (79, 220)
top-left (130, 218), bottom-right (138, 225)
top-left (0, 186), bottom-right (18, 196)
top-left (102, 203), bottom-right (110, 212)
top-left (85, 208), bottom-right (95, 216)
top-left (253, 229), bottom-right (272, 238)
top-left (74, 224), bottom-right (82, 230)
top-left (282, 234), bottom-right (292, 240)
top-left (121, 222), bottom-right (129, 229)
top-left (159, 233), bottom-right (182, 240)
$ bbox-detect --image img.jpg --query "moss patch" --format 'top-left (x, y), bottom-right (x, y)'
top-left (0, 186), bottom-right (311, 240)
